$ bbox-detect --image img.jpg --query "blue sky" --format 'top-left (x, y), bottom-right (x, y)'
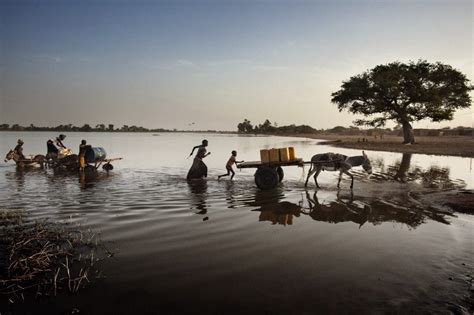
top-left (1, 0), bottom-right (472, 130)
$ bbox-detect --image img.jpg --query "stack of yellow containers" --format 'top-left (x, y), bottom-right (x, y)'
top-left (260, 147), bottom-right (296, 163)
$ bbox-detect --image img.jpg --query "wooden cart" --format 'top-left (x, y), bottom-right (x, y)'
top-left (237, 158), bottom-right (304, 190)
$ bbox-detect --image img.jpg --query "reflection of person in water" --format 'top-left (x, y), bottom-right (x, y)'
top-left (188, 180), bottom-right (208, 218)
top-left (187, 140), bottom-right (211, 180)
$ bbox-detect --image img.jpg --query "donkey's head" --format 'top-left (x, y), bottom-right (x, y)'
top-left (4, 150), bottom-right (14, 162)
top-left (362, 151), bottom-right (372, 174)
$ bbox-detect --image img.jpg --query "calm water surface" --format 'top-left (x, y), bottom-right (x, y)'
top-left (0, 132), bottom-right (473, 314)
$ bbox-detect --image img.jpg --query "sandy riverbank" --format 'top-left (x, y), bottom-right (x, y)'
top-left (301, 134), bottom-right (474, 158)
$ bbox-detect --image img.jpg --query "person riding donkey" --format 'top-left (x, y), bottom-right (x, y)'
top-left (14, 139), bottom-right (26, 161)
top-left (5, 139), bottom-right (45, 168)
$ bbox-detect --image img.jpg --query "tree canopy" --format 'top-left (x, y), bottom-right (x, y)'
top-left (331, 60), bottom-right (472, 143)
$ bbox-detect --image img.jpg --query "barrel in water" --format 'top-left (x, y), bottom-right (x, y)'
top-left (85, 147), bottom-right (107, 163)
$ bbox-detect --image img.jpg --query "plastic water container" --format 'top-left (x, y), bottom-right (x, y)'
top-left (279, 148), bottom-right (290, 162)
top-left (58, 148), bottom-right (73, 159)
top-left (85, 147), bottom-right (107, 163)
top-left (288, 147), bottom-right (296, 160)
top-left (269, 149), bottom-right (280, 162)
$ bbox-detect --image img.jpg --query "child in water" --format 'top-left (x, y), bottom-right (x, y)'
top-left (218, 150), bottom-right (243, 180)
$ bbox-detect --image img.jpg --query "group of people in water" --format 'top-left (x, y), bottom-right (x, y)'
top-left (12, 136), bottom-right (239, 180)
top-left (11, 134), bottom-right (91, 171)
top-left (187, 139), bottom-right (244, 181)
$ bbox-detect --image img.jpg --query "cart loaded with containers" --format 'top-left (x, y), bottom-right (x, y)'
top-left (237, 147), bottom-right (304, 190)
top-left (49, 146), bottom-right (122, 172)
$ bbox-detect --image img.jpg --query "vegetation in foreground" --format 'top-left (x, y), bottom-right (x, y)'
top-left (0, 209), bottom-right (111, 303)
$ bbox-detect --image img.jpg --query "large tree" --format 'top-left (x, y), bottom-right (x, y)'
top-left (237, 119), bottom-right (253, 133)
top-left (331, 60), bottom-right (472, 144)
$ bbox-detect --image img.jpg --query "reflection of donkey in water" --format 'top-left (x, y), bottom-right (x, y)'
top-left (305, 152), bottom-right (372, 189)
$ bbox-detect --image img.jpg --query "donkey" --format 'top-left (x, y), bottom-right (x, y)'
top-left (305, 151), bottom-right (372, 189)
top-left (4, 150), bottom-right (46, 168)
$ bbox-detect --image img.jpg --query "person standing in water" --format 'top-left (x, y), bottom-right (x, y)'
top-left (218, 150), bottom-right (243, 180)
top-left (78, 139), bottom-right (90, 171)
top-left (187, 139), bottom-right (211, 180)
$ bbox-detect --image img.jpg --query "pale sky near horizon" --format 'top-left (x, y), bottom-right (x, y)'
top-left (1, 0), bottom-right (472, 131)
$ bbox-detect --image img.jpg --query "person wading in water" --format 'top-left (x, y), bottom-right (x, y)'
top-left (187, 139), bottom-right (211, 180)
top-left (78, 139), bottom-right (90, 172)
top-left (217, 150), bottom-right (243, 180)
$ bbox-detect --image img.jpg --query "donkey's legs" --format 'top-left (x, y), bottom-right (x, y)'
top-left (313, 167), bottom-right (322, 188)
top-left (337, 170), bottom-right (353, 188)
top-left (343, 170), bottom-right (354, 189)
top-left (305, 163), bottom-right (315, 187)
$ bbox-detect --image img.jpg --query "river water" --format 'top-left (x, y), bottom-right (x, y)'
top-left (0, 132), bottom-right (473, 314)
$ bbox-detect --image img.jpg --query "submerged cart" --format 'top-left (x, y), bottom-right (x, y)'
top-left (237, 158), bottom-right (304, 190)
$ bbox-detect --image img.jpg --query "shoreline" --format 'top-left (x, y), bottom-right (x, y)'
top-left (2, 130), bottom-right (474, 158)
top-left (291, 134), bottom-right (474, 158)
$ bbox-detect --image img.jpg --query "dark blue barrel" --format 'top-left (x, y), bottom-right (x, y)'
top-left (85, 147), bottom-right (107, 163)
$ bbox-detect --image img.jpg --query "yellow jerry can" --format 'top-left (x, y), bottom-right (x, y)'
top-left (288, 147), bottom-right (296, 160)
top-left (260, 149), bottom-right (270, 163)
top-left (279, 147), bottom-right (290, 162)
top-left (269, 148), bottom-right (280, 162)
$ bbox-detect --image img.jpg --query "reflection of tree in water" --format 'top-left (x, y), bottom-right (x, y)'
top-left (380, 153), bottom-right (465, 189)
top-left (188, 180), bottom-right (208, 216)
top-left (250, 190), bottom-right (451, 228)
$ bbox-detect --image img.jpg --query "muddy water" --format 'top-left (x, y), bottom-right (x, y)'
top-left (0, 132), bottom-right (473, 314)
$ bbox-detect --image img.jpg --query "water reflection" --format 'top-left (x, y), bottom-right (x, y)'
top-left (4, 168), bottom-right (34, 192)
top-left (250, 189), bottom-right (452, 228)
top-left (224, 181), bottom-right (236, 209)
top-left (373, 153), bottom-right (466, 189)
top-left (188, 180), bottom-right (208, 217)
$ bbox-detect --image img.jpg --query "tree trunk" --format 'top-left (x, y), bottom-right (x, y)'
top-left (401, 121), bottom-right (415, 144)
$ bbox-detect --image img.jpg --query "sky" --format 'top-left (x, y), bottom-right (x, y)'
top-left (0, 0), bottom-right (472, 131)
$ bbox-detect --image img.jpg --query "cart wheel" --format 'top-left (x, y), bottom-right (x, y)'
top-left (103, 163), bottom-right (114, 171)
top-left (255, 166), bottom-right (279, 190)
top-left (276, 166), bottom-right (284, 182)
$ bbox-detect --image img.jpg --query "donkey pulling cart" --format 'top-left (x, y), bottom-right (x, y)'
top-left (237, 147), bottom-right (373, 190)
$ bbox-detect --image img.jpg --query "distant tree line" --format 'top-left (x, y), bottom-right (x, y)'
top-left (237, 119), bottom-right (472, 137)
top-left (237, 119), bottom-right (317, 134)
top-left (0, 123), bottom-right (171, 133)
